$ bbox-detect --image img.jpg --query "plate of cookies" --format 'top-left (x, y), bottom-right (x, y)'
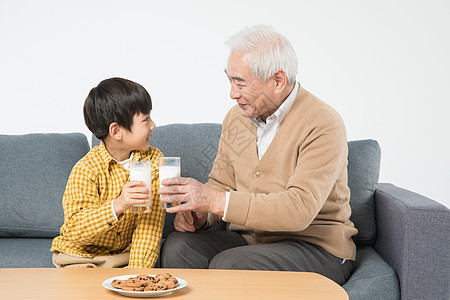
top-left (102, 272), bottom-right (187, 297)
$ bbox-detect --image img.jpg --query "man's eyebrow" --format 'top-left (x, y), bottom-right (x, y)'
top-left (224, 69), bottom-right (245, 82)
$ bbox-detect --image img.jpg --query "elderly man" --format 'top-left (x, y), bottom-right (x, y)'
top-left (158, 25), bottom-right (357, 285)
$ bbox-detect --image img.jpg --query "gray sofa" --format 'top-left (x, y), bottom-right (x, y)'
top-left (1, 124), bottom-right (448, 300)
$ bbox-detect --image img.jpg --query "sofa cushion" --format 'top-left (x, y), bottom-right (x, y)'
top-left (0, 133), bottom-right (90, 238)
top-left (149, 123), bottom-right (222, 184)
top-left (347, 140), bottom-right (381, 246)
top-left (0, 238), bottom-right (54, 268)
top-left (342, 246), bottom-right (400, 300)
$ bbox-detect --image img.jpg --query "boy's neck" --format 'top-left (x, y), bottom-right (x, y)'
top-left (103, 137), bottom-right (133, 162)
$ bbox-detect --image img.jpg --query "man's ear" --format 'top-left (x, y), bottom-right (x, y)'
top-left (109, 122), bottom-right (122, 141)
top-left (273, 70), bottom-right (287, 94)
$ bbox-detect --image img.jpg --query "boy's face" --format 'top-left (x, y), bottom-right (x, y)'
top-left (121, 112), bottom-right (155, 152)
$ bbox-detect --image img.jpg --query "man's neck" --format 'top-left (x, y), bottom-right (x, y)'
top-left (259, 83), bottom-right (295, 123)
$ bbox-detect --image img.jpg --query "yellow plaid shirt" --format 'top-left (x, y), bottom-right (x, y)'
top-left (51, 142), bottom-right (165, 268)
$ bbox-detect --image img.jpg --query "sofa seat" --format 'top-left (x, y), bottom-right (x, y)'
top-left (1, 238), bottom-right (54, 268)
top-left (343, 246), bottom-right (400, 299)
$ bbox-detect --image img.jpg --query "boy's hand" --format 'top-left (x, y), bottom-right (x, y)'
top-left (114, 181), bottom-right (151, 216)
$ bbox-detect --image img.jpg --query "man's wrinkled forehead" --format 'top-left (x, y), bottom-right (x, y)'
top-left (224, 52), bottom-right (252, 82)
top-left (224, 68), bottom-right (246, 82)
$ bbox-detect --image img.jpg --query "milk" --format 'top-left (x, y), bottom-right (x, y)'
top-left (159, 165), bottom-right (181, 209)
top-left (159, 165), bottom-right (181, 183)
top-left (129, 161), bottom-right (152, 212)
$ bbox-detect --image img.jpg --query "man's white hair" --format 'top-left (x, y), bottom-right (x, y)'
top-left (225, 25), bottom-right (298, 85)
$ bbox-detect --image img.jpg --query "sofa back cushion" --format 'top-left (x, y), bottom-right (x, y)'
top-left (0, 133), bottom-right (90, 238)
top-left (347, 139), bottom-right (381, 246)
top-left (149, 123), bottom-right (222, 184)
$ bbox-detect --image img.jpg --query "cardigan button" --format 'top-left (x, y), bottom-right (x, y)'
top-left (255, 171), bottom-right (260, 178)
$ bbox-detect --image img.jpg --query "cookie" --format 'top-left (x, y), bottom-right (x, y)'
top-left (124, 278), bottom-right (146, 287)
top-left (136, 274), bottom-right (155, 283)
top-left (110, 273), bottom-right (178, 292)
top-left (111, 279), bottom-right (125, 289)
top-left (122, 285), bottom-right (145, 291)
top-left (164, 278), bottom-right (178, 289)
top-left (154, 273), bottom-right (178, 289)
top-left (144, 283), bottom-right (168, 291)
top-left (154, 273), bottom-right (173, 283)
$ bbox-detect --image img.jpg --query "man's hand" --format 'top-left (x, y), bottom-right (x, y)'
top-left (158, 177), bottom-right (226, 216)
top-left (174, 211), bottom-right (208, 232)
top-left (114, 180), bottom-right (151, 216)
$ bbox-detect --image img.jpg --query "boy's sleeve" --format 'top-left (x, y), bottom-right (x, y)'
top-left (59, 163), bottom-right (119, 245)
top-left (128, 150), bottom-right (166, 268)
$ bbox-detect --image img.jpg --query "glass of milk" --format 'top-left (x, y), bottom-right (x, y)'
top-left (129, 161), bottom-right (152, 213)
top-left (159, 157), bottom-right (181, 209)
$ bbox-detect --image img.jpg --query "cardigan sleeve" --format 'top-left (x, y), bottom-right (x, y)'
top-left (204, 109), bottom-right (237, 227)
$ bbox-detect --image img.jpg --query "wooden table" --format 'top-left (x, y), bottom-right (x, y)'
top-left (0, 268), bottom-right (348, 299)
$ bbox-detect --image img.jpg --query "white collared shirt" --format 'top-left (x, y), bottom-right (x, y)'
top-left (220, 82), bottom-right (299, 221)
top-left (251, 82), bottom-right (299, 160)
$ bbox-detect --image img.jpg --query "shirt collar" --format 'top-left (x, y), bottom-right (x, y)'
top-left (98, 141), bottom-right (142, 167)
top-left (98, 141), bottom-right (116, 165)
top-left (251, 81), bottom-right (299, 127)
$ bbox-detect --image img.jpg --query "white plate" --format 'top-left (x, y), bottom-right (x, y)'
top-left (102, 274), bottom-right (188, 298)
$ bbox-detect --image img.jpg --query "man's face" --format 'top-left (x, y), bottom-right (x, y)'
top-left (225, 52), bottom-right (277, 120)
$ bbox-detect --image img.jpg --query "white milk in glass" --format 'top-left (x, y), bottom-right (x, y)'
top-left (159, 158), bottom-right (181, 209)
top-left (129, 161), bottom-right (152, 213)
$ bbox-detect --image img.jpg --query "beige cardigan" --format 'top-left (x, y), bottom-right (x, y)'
top-left (206, 85), bottom-right (358, 260)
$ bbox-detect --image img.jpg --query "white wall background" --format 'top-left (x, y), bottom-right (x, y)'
top-left (1, 0), bottom-right (449, 208)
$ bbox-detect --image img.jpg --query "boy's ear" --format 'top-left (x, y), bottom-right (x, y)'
top-left (109, 122), bottom-right (123, 140)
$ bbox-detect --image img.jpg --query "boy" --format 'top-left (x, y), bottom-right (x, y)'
top-left (51, 77), bottom-right (165, 268)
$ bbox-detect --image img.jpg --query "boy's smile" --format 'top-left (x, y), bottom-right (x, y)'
top-left (124, 112), bottom-right (156, 152)
top-left (105, 112), bottom-right (156, 162)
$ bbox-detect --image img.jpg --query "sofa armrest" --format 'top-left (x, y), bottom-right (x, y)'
top-left (374, 183), bottom-right (449, 300)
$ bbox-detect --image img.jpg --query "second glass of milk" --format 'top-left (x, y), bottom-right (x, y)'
top-left (159, 157), bottom-right (181, 209)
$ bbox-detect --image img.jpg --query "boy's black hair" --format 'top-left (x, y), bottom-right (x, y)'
top-left (83, 77), bottom-right (152, 140)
